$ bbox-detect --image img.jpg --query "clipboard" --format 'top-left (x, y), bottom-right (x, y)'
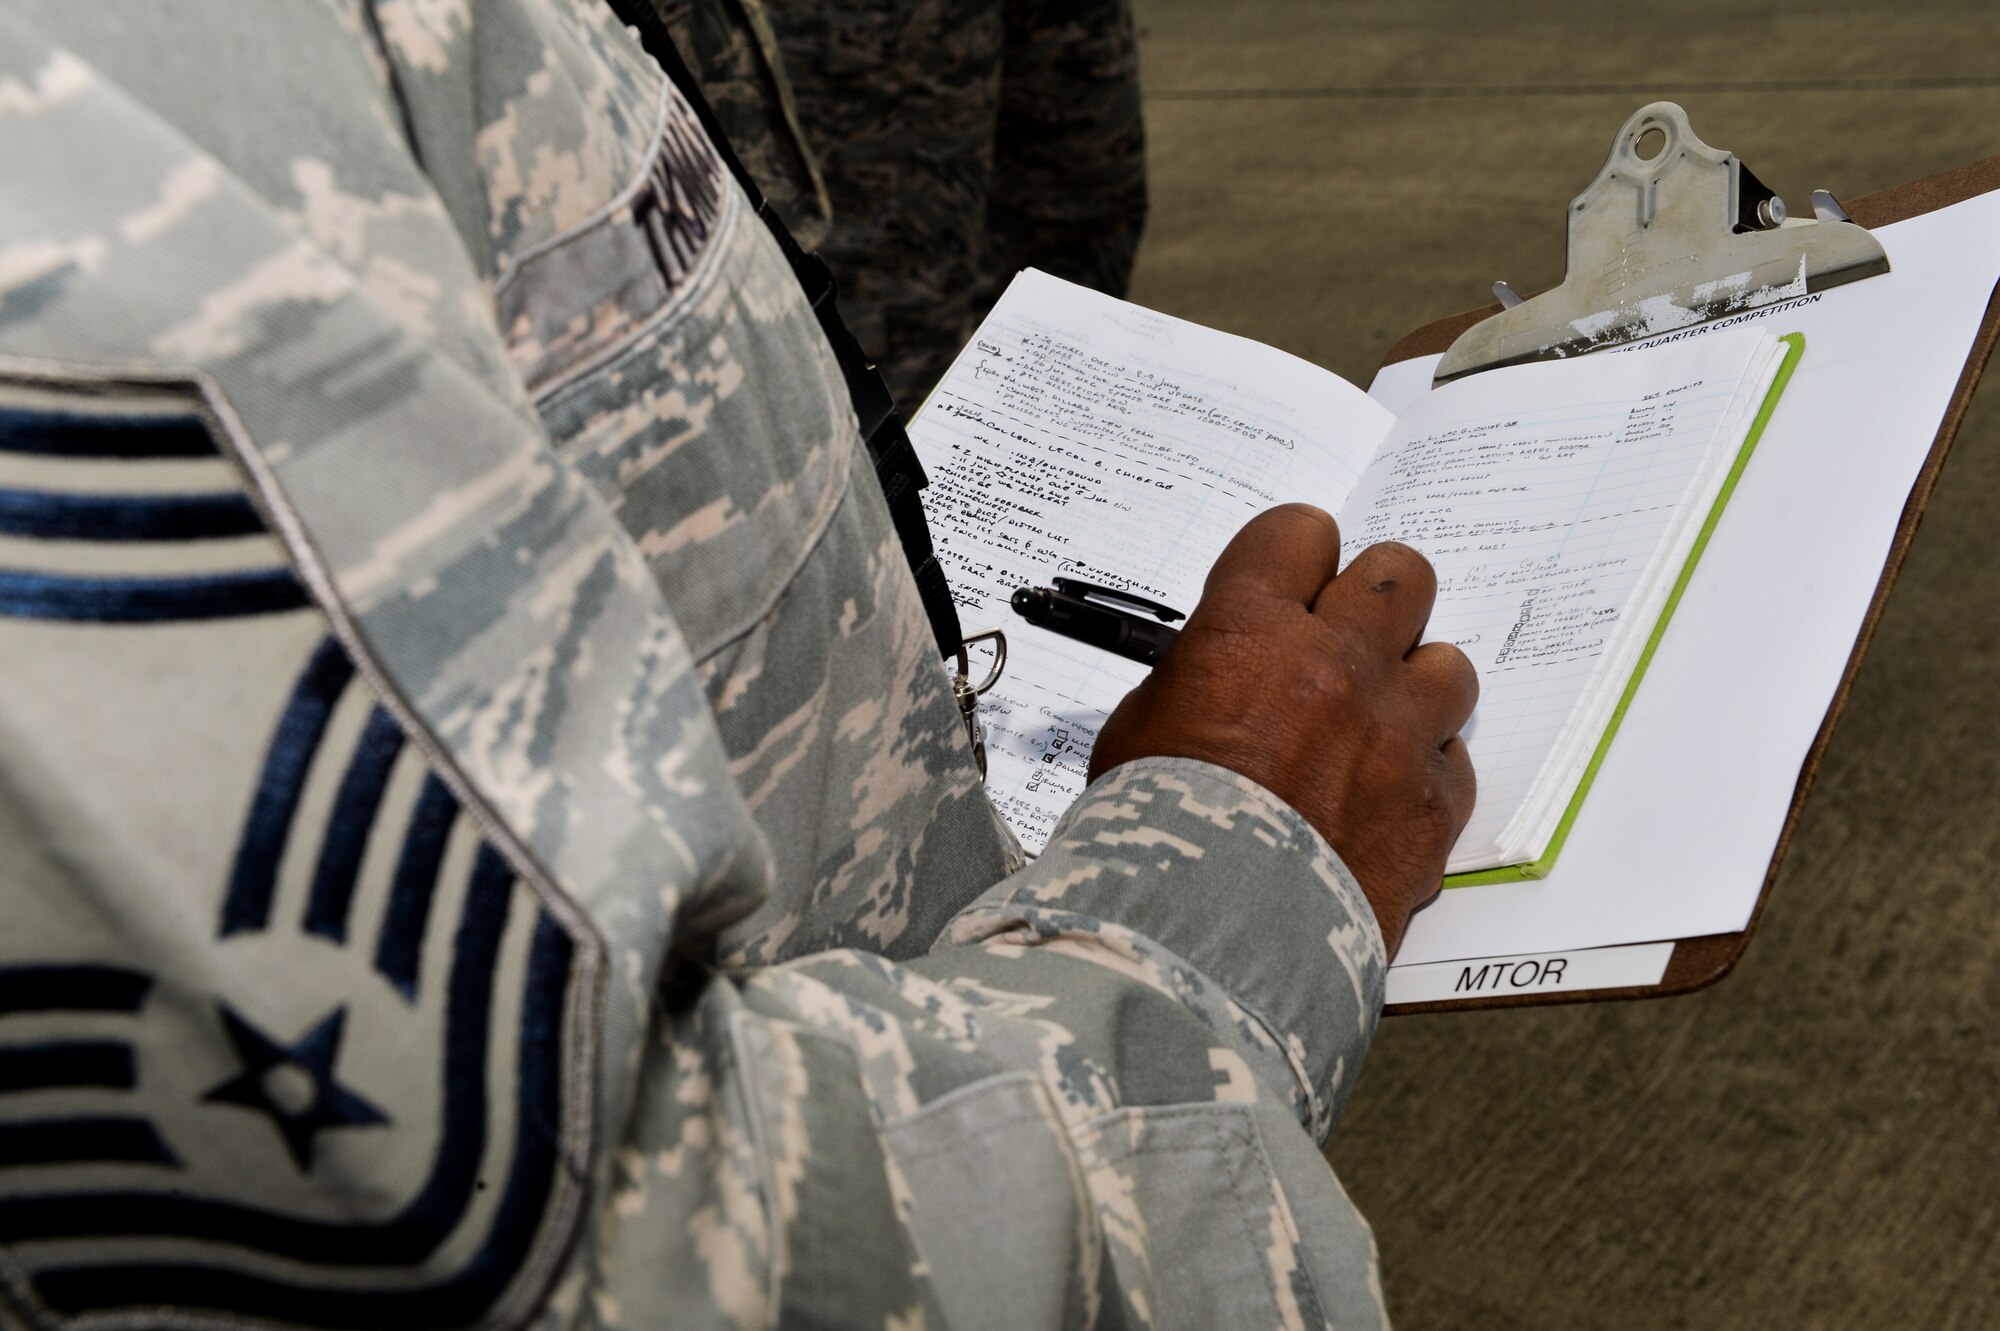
top-left (1378, 113), bottom-right (2000, 1015)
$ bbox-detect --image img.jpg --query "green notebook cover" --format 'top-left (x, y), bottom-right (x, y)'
top-left (1442, 332), bottom-right (1806, 889)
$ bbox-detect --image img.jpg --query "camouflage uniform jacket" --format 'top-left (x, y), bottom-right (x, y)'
top-left (0, 4), bottom-right (1389, 1329)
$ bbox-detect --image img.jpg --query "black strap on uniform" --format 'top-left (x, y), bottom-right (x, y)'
top-left (606, 0), bottom-right (966, 662)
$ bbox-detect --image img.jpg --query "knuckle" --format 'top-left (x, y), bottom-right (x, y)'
top-left (1411, 641), bottom-right (1480, 701)
top-left (1437, 641), bottom-right (1480, 691)
top-left (1412, 773), bottom-right (1466, 836)
top-left (1288, 651), bottom-right (1359, 712)
top-left (1455, 655), bottom-right (1481, 705)
top-left (1444, 744), bottom-right (1477, 807)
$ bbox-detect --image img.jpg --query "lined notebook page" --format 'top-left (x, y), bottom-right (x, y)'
top-left (1334, 328), bottom-right (1783, 871)
top-left (910, 269), bottom-right (1394, 850)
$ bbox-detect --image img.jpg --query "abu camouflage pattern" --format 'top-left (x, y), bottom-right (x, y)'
top-left (584, 759), bottom-right (1392, 1330)
top-left (645, 0), bottom-right (833, 252)
top-left (0, 3), bottom-right (1388, 1329)
top-left (661, 0), bottom-right (1150, 406)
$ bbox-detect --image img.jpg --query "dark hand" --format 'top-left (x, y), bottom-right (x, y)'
top-left (1088, 504), bottom-right (1478, 957)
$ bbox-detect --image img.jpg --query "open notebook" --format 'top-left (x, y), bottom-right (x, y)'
top-left (909, 270), bottom-right (1800, 881)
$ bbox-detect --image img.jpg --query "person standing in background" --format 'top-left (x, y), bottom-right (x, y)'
top-left (651, 0), bottom-right (1149, 405)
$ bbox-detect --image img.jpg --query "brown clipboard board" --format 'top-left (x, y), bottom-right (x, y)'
top-left (1381, 153), bottom-right (2000, 1016)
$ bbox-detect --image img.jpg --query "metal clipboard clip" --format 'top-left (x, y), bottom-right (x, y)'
top-left (1437, 101), bottom-right (1890, 384)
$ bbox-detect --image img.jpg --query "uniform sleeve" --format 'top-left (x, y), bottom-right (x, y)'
top-left (933, 757), bottom-right (1386, 1141)
top-left (619, 757), bottom-right (1393, 1330)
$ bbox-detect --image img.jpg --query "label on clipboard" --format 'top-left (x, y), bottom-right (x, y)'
top-left (1385, 942), bottom-right (1674, 1005)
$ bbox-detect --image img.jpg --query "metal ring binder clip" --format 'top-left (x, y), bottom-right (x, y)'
top-left (952, 627), bottom-right (1008, 777)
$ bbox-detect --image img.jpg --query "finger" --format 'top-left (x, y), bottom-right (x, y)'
top-left (1439, 735), bottom-right (1477, 839)
top-left (1402, 740), bottom-right (1472, 934)
top-left (1315, 541), bottom-right (1438, 655)
top-left (1406, 640), bottom-right (1480, 742)
top-left (1202, 504), bottom-right (1342, 607)
top-left (1403, 875), bottom-right (1446, 937)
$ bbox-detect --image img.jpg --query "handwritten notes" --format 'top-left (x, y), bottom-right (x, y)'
top-left (911, 269), bottom-right (1784, 871)
top-left (1337, 330), bottom-right (1787, 869)
top-left (911, 270), bottom-right (1392, 848)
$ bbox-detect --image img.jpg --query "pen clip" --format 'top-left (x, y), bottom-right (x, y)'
top-left (1051, 577), bottom-right (1186, 624)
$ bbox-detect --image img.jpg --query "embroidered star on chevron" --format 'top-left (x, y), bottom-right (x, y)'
top-left (202, 1005), bottom-right (389, 1171)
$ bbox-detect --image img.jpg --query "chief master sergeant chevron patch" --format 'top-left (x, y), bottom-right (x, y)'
top-left (0, 392), bottom-right (593, 1331)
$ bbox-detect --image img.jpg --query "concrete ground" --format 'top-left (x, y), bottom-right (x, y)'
top-left (1127, 3), bottom-right (2000, 1326)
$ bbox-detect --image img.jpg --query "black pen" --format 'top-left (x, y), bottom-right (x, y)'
top-left (1009, 577), bottom-right (1185, 666)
